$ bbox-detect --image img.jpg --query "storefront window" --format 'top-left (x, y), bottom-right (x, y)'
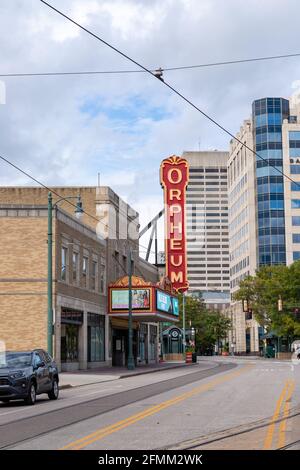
top-left (149, 325), bottom-right (157, 361)
top-left (88, 313), bottom-right (105, 362)
top-left (61, 308), bottom-right (83, 362)
top-left (61, 324), bottom-right (79, 362)
top-left (139, 324), bottom-right (147, 362)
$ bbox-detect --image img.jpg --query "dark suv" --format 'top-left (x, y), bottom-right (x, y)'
top-left (0, 349), bottom-right (59, 405)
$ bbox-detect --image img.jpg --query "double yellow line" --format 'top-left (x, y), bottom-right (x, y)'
top-left (263, 379), bottom-right (295, 450)
top-left (61, 364), bottom-right (253, 450)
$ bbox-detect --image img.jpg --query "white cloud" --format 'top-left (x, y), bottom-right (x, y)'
top-left (1, 0), bottom-right (300, 226)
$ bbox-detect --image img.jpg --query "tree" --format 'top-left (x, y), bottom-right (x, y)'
top-left (178, 294), bottom-right (231, 353)
top-left (234, 261), bottom-right (300, 340)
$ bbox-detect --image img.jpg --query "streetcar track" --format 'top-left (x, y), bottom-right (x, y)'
top-left (162, 406), bottom-right (300, 450)
top-left (278, 438), bottom-right (300, 450)
top-left (0, 362), bottom-right (235, 449)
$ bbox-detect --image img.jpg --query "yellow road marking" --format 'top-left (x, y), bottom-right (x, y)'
top-left (263, 379), bottom-right (292, 450)
top-left (61, 364), bottom-right (253, 450)
top-left (277, 380), bottom-right (295, 448)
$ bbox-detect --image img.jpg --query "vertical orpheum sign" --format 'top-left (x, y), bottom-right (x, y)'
top-left (160, 156), bottom-right (189, 293)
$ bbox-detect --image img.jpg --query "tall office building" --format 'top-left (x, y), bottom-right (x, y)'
top-left (183, 151), bottom-right (230, 310)
top-left (228, 96), bottom-right (300, 354)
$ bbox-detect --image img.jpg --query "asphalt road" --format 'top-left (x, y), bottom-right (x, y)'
top-left (1, 358), bottom-right (300, 450)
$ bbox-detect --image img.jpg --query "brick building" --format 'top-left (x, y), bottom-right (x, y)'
top-left (0, 186), bottom-right (160, 369)
top-left (0, 204), bottom-right (107, 371)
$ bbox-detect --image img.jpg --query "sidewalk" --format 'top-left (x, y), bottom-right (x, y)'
top-left (59, 361), bottom-right (196, 389)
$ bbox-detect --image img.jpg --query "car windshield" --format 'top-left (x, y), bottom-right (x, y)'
top-left (0, 352), bottom-right (32, 368)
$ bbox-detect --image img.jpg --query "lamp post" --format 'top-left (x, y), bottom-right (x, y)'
top-left (47, 192), bottom-right (83, 357)
top-left (127, 247), bottom-right (135, 370)
top-left (47, 193), bottom-right (53, 357)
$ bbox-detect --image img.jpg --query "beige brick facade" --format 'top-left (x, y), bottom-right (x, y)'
top-left (0, 186), bottom-right (160, 369)
top-left (0, 205), bottom-right (107, 370)
top-left (0, 214), bottom-right (48, 351)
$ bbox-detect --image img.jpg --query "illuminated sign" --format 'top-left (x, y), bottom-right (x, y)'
top-left (111, 289), bottom-right (151, 310)
top-left (160, 155), bottom-right (189, 293)
top-left (156, 290), bottom-right (179, 316)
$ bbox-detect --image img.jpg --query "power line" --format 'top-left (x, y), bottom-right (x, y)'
top-left (1, 52), bottom-right (300, 78)
top-left (40, 0), bottom-right (300, 191)
top-left (0, 153), bottom-right (102, 225)
top-left (0, 153), bottom-right (158, 256)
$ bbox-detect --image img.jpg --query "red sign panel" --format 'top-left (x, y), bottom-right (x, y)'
top-left (160, 155), bottom-right (189, 293)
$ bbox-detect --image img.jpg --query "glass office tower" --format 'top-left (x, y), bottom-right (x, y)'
top-left (252, 97), bottom-right (290, 265)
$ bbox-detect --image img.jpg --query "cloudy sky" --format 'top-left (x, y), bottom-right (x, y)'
top-left (1, 0), bottom-right (300, 252)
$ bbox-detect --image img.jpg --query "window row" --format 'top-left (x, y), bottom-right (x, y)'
top-left (228, 146), bottom-right (247, 187)
top-left (61, 246), bottom-right (106, 293)
top-left (228, 174), bottom-right (248, 201)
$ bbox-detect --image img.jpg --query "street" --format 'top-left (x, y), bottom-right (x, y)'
top-left (0, 358), bottom-right (299, 451)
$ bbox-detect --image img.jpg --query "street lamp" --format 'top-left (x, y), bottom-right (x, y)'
top-left (47, 192), bottom-right (83, 357)
top-left (127, 246), bottom-right (135, 370)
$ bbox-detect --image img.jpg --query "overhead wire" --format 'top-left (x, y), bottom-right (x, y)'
top-left (40, 0), bottom-right (300, 190)
top-left (1, 52), bottom-right (300, 78)
top-left (0, 152), bottom-right (158, 256)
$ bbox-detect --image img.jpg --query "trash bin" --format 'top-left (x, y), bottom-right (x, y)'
top-left (192, 352), bottom-right (197, 363)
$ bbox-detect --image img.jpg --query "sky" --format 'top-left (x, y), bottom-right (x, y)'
top-left (1, 0), bottom-right (300, 256)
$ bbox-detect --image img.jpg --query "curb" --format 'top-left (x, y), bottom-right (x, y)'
top-left (59, 362), bottom-right (198, 389)
top-left (119, 361), bottom-right (197, 379)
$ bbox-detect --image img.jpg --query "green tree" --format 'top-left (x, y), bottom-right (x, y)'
top-left (234, 262), bottom-right (300, 340)
top-left (178, 294), bottom-right (231, 353)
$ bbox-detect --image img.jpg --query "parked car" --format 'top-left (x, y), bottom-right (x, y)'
top-left (0, 349), bottom-right (59, 405)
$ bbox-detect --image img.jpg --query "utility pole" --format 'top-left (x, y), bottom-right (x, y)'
top-left (47, 192), bottom-right (53, 356)
top-left (127, 247), bottom-right (135, 370)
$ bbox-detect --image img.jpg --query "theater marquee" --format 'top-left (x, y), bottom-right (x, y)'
top-left (160, 155), bottom-right (189, 293)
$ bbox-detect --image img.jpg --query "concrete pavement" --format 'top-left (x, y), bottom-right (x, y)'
top-left (2, 358), bottom-right (300, 450)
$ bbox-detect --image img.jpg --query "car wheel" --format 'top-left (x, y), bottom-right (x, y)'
top-left (48, 378), bottom-right (59, 400)
top-left (25, 382), bottom-right (36, 405)
top-left (1, 399), bottom-right (10, 403)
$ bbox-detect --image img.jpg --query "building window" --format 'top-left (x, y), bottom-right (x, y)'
top-left (91, 260), bottom-right (97, 291)
top-left (293, 252), bottom-right (300, 261)
top-left (293, 234), bottom-right (300, 243)
top-left (82, 256), bottom-right (88, 288)
top-left (292, 216), bottom-right (300, 226)
top-left (72, 252), bottom-right (79, 282)
top-left (100, 257), bottom-right (106, 294)
top-left (291, 182), bottom-right (300, 191)
top-left (290, 165), bottom-right (300, 174)
top-left (88, 314), bottom-right (105, 362)
top-left (292, 200), bottom-right (300, 209)
top-left (61, 247), bottom-right (68, 281)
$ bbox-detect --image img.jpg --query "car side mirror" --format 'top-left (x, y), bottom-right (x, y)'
top-left (36, 361), bottom-right (45, 369)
